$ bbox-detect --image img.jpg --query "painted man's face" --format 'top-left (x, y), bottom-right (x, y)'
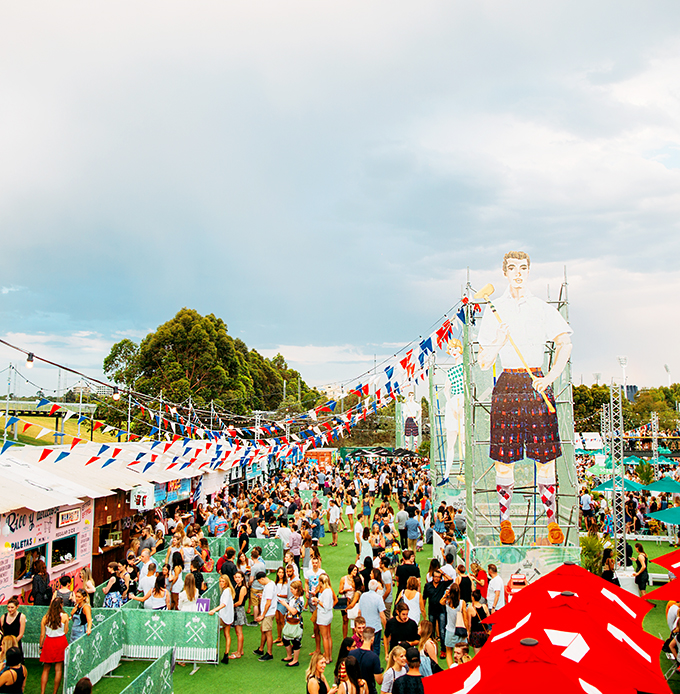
top-left (504, 257), bottom-right (530, 290)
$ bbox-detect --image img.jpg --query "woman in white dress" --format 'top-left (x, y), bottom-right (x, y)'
top-left (315, 573), bottom-right (336, 663)
top-left (209, 574), bottom-right (235, 665)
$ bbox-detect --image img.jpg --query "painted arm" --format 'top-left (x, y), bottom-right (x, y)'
top-left (533, 333), bottom-right (572, 393)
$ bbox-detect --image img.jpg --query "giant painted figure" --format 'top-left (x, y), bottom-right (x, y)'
top-left (477, 251), bottom-right (572, 545)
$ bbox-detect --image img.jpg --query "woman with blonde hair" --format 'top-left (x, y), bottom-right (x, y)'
top-left (79, 567), bottom-right (96, 599)
top-left (381, 646), bottom-right (407, 693)
top-left (0, 635), bottom-right (18, 670)
top-left (280, 579), bottom-right (304, 667)
top-left (417, 620), bottom-right (440, 677)
top-left (165, 533), bottom-right (183, 567)
top-left (209, 574), bottom-right (234, 664)
top-left (178, 573), bottom-right (198, 612)
top-left (316, 573), bottom-right (336, 662)
top-left (39, 596), bottom-right (69, 694)
top-left (305, 652), bottom-right (338, 694)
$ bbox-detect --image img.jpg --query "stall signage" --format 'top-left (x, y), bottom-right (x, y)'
top-left (153, 483), bottom-right (167, 508)
top-left (166, 478), bottom-right (191, 503)
top-left (57, 508), bottom-right (81, 528)
top-left (130, 484), bottom-right (155, 511)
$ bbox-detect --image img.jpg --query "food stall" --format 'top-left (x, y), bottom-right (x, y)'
top-left (0, 499), bottom-right (94, 603)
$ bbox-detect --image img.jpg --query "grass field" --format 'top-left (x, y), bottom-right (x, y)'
top-left (20, 533), bottom-right (680, 692)
top-left (0, 413), bottom-right (130, 447)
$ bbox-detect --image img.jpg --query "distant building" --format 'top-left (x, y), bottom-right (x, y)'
top-left (95, 384), bottom-right (114, 397)
top-left (72, 380), bottom-right (92, 396)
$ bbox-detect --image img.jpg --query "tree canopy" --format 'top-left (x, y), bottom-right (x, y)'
top-left (103, 308), bottom-right (320, 414)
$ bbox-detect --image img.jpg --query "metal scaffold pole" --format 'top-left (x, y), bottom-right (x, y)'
top-left (610, 381), bottom-right (626, 567)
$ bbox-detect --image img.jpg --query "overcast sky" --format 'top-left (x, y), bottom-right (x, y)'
top-left (1, 1), bottom-right (679, 398)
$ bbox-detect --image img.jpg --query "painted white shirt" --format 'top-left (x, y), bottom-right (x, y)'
top-left (477, 287), bottom-right (572, 369)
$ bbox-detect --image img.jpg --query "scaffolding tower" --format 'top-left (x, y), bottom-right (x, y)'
top-left (463, 274), bottom-right (579, 549)
top-left (610, 382), bottom-right (627, 567)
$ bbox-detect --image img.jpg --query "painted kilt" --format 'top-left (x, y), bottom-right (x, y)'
top-left (489, 368), bottom-right (560, 464)
top-left (404, 417), bottom-right (419, 436)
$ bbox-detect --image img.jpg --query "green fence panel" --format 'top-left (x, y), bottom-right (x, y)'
top-left (120, 648), bottom-right (174, 694)
top-left (63, 610), bottom-right (124, 694)
top-left (250, 537), bottom-right (283, 567)
top-left (92, 607), bottom-right (122, 626)
top-left (92, 581), bottom-right (108, 608)
top-left (18, 605), bottom-right (48, 658)
top-left (122, 608), bottom-right (219, 662)
top-left (123, 597), bottom-right (143, 609)
top-left (300, 490), bottom-right (330, 510)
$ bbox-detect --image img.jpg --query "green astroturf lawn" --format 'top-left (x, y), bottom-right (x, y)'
top-left (21, 533), bottom-right (680, 692)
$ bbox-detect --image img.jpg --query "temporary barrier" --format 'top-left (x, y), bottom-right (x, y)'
top-left (119, 648), bottom-right (174, 694)
top-left (63, 611), bottom-right (123, 694)
top-left (20, 605), bottom-right (120, 658)
top-left (121, 608), bottom-right (219, 662)
top-left (220, 537), bottom-right (283, 569)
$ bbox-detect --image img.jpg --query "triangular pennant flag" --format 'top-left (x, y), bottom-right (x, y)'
top-left (70, 437), bottom-right (83, 450)
top-left (101, 458), bottom-right (116, 468)
top-left (85, 456), bottom-right (100, 466)
top-left (49, 404), bottom-right (61, 416)
top-left (38, 448), bottom-right (53, 462)
top-left (103, 425), bottom-right (115, 434)
top-left (55, 451), bottom-right (70, 463)
top-left (92, 421), bottom-right (104, 432)
top-left (0, 441), bottom-right (20, 454)
top-left (4, 416), bottom-right (18, 429)
top-left (37, 398), bottom-right (50, 408)
top-left (36, 427), bottom-right (52, 440)
top-left (22, 422), bottom-right (33, 434)
top-left (63, 410), bottom-right (76, 423)
top-left (98, 444), bottom-right (110, 457)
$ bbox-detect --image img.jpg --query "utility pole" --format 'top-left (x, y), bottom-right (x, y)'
top-left (77, 386), bottom-right (83, 437)
top-left (298, 378), bottom-right (301, 405)
top-left (127, 392), bottom-right (132, 442)
top-left (4, 364), bottom-right (11, 446)
top-left (158, 390), bottom-right (163, 442)
top-left (283, 380), bottom-right (286, 402)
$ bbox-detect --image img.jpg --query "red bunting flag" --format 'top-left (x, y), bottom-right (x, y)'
top-left (85, 456), bottom-right (100, 466)
top-left (163, 443), bottom-right (173, 454)
top-left (92, 421), bottom-right (104, 431)
top-left (112, 448), bottom-right (122, 457)
top-left (39, 448), bottom-right (53, 462)
top-left (49, 404), bottom-right (61, 416)
top-left (70, 437), bottom-right (83, 450)
top-left (22, 422), bottom-right (33, 434)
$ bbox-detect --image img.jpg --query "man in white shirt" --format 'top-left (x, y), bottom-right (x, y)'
top-left (328, 499), bottom-right (342, 547)
top-left (275, 517), bottom-right (292, 549)
top-left (487, 564), bottom-right (505, 612)
top-left (358, 580), bottom-right (387, 657)
top-left (254, 572), bottom-right (277, 661)
top-left (478, 251), bottom-right (573, 546)
top-left (138, 562), bottom-right (157, 609)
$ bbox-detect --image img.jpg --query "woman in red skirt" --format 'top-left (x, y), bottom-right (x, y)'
top-left (39, 596), bottom-right (70, 694)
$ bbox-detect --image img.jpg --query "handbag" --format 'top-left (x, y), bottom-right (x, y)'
top-left (282, 620), bottom-right (303, 641)
top-left (347, 603), bottom-right (360, 620)
top-left (335, 596), bottom-right (348, 610)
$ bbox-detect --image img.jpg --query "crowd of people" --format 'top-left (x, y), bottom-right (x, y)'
top-left (10, 449), bottom-right (667, 692)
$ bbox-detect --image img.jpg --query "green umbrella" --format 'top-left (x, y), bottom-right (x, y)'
top-left (624, 455), bottom-right (641, 465)
top-left (657, 455), bottom-right (678, 465)
top-left (647, 507), bottom-right (680, 525)
top-left (587, 464), bottom-right (609, 475)
top-left (660, 446), bottom-right (673, 455)
top-left (592, 477), bottom-right (645, 492)
top-left (645, 477), bottom-right (680, 493)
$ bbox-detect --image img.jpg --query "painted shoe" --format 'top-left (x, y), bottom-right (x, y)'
top-left (500, 520), bottom-right (515, 545)
top-left (547, 522), bottom-right (564, 545)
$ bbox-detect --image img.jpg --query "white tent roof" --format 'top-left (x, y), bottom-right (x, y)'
top-left (0, 438), bottom-right (239, 514)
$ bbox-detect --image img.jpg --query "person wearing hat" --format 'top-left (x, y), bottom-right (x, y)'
top-left (391, 647), bottom-right (423, 694)
top-left (253, 571), bottom-right (277, 661)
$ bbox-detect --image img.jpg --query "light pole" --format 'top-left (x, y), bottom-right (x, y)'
top-left (617, 357), bottom-right (628, 391)
top-left (664, 364), bottom-right (671, 388)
